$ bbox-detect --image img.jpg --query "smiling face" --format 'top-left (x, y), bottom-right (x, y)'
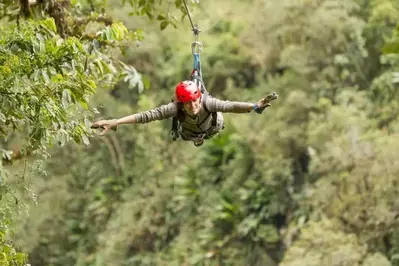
top-left (183, 96), bottom-right (201, 116)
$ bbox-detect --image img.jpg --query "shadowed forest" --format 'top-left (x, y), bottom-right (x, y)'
top-left (1, 0), bottom-right (399, 265)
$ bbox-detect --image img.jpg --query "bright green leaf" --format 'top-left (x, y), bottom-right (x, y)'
top-left (142, 75), bottom-right (151, 89)
top-left (43, 18), bottom-right (57, 32)
top-left (80, 100), bottom-right (88, 110)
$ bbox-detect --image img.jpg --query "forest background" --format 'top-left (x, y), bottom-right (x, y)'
top-left (1, 0), bottom-right (399, 265)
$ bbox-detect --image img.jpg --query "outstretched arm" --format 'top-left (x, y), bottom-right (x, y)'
top-left (206, 92), bottom-right (278, 113)
top-left (91, 102), bottom-right (177, 136)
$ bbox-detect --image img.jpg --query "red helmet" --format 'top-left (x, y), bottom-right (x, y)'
top-left (175, 81), bottom-right (201, 103)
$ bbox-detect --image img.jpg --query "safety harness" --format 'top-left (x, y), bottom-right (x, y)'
top-left (171, 11), bottom-right (217, 141)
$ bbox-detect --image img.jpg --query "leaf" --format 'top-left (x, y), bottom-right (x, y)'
top-left (82, 135), bottom-right (90, 146)
top-left (62, 89), bottom-right (71, 108)
top-left (48, 66), bottom-right (57, 75)
top-left (100, 60), bottom-right (112, 74)
top-left (145, 9), bottom-right (153, 19)
top-left (110, 27), bottom-right (118, 40)
top-left (175, 0), bottom-right (182, 7)
top-left (15, 252), bottom-right (27, 264)
top-left (128, 78), bottom-right (136, 89)
top-left (106, 28), bottom-right (112, 40)
top-left (42, 70), bottom-right (50, 84)
top-left (0, 112), bottom-right (5, 123)
top-left (84, 117), bottom-right (91, 128)
top-left (56, 38), bottom-right (64, 46)
top-left (80, 100), bottom-right (88, 110)
top-left (160, 21), bottom-right (169, 31)
top-left (157, 14), bottom-right (166, 20)
top-left (43, 18), bottom-right (57, 32)
top-left (95, 60), bottom-right (104, 75)
top-left (71, 59), bottom-right (77, 72)
top-left (36, 33), bottom-right (44, 41)
top-left (73, 134), bottom-right (81, 144)
top-left (383, 42), bottom-right (399, 54)
top-left (87, 80), bottom-right (97, 89)
top-left (244, 179), bottom-right (258, 189)
top-left (142, 75), bottom-right (151, 89)
top-left (257, 224), bottom-right (280, 243)
top-left (72, 42), bottom-right (79, 53)
top-left (39, 40), bottom-right (45, 53)
top-left (32, 41), bottom-right (40, 53)
top-left (2, 150), bottom-right (12, 161)
top-left (92, 39), bottom-right (100, 50)
top-left (170, 20), bottom-right (177, 29)
top-left (298, 215), bottom-right (307, 227)
top-left (112, 22), bottom-right (128, 40)
top-left (137, 80), bottom-right (144, 94)
top-left (392, 72), bottom-right (399, 83)
top-left (220, 198), bottom-right (235, 212)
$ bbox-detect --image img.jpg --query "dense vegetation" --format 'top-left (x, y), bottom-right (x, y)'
top-left (1, 0), bottom-right (399, 265)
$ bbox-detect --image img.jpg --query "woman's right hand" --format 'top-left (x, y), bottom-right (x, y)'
top-left (91, 119), bottom-right (118, 136)
top-left (254, 92), bottom-right (279, 114)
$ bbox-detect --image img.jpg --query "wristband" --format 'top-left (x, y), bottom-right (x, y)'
top-left (253, 104), bottom-right (263, 114)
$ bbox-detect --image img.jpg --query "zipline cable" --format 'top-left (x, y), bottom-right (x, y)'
top-left (182, 0), bottom-right (205, 90)
top-left (182, 0), bottom-right (198, 35)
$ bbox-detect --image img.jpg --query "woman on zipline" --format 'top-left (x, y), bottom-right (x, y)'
top-left (91, 80), bottom-right (278, 146)
top-left (91, 11), bottom-right (279, 146)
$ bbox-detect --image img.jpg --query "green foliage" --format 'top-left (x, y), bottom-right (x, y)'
top-left (0, 4), bottom-right (145, 266)
top-left (0, 0), bottom-right (20, 20)
top-left (124, 0), bottom-right (197, 30)
top-left (0, 17), bottom-right (139, 164)
top-left (4, 0), bottom-right (399, 265)
top-left (0, 203), bottom-right (27, 266)
top-left (280, 218), bottom-right (391, 266)
top-left (1, 19), bottom-right (92, 149)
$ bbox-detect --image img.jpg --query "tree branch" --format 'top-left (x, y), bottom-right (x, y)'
top-left (19, 0), bottom-right (32, 18)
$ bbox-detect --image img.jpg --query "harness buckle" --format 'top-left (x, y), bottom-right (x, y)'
top-left (171, 132), bottom-right (179, 141)
top-left (193, 134), bottom-right (205, 147)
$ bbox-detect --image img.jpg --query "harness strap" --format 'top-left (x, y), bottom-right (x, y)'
top-left (201, 91), bottom-right (217, 127)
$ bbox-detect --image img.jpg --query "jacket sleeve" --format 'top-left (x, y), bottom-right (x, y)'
top-left (205, 97), bottom-right (252, 113)
top-left (132, 102), bottom-right (178, 124)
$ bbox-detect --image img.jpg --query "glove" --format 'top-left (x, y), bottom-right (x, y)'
top-left (90, 119), bottom-right (118, 136)
top-left (253, 92), bottom-right (279, 114)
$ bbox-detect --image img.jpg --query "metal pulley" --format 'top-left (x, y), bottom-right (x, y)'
top-left (191, 24), bottom-right (202, 55)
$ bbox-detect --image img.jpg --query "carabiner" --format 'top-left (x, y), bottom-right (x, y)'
top-left (191, 41), bottom-right (203, 55)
